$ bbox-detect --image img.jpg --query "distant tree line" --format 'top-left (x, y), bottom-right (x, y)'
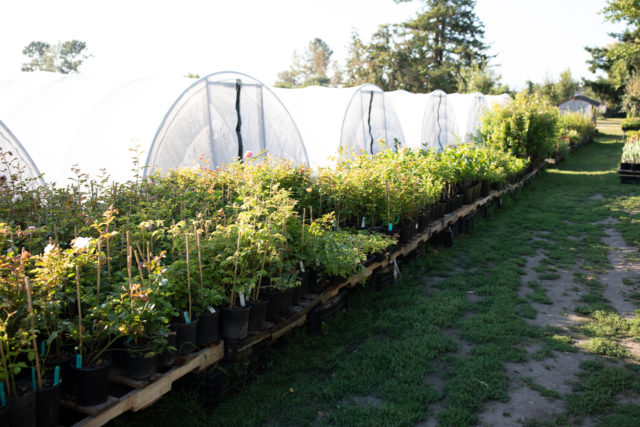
top-left (21, 40), bottom-right (91, 74)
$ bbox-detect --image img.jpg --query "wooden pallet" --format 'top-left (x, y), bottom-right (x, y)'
top-left (618, 168), bottom-right (640, 184)
top-left (63, 342), bottom-right (224, 426)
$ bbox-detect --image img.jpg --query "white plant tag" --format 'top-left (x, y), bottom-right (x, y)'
top-left (300, 261), bottom-right (306, 273)
top-left (239, 292), bottom-right (246, 307)
top-left (393, 260), bottom-right (400, 280)
top-left (415, 222), bottom-right (419, 230)
top-left (208, 306), bottom-right (216, 314)
top-left (361, 216), bottom-right (365, 228)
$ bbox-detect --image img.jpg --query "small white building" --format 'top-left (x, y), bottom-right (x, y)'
top-left (558, 95), bottom-right (603, 121)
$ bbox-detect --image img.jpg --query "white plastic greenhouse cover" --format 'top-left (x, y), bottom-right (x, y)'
top-left (446, 92), bottom-right (488, 143)
top-left (385, 90), bottom-right (429, 149)
top-left (0, 72), bottom-right (193, 185)
top-left (485, 94), bottom-right (512, 109)
top-left (274, 85), bottom-right (405, 167)
top-left (421, 90), bottom-right (458, 151)
top-left (0, 120), bottom-right (44, 186)
top-left (147, 72), bottom-right (308, 175)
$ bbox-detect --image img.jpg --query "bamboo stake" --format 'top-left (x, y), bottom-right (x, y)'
top-left (194, 224), bottom-right (203, 289)
top-left (133, 249), bottom-right (145, 288)
top-left (53, 224), bottom-right (59, 245)
top-left (105, 223), bottom-right (111, 279)
top-left (301, 208), bottom-right (305, 247)
top-left (24, 277), bottom-right (42, 390)
top-left (75, 265), bottom-right (83, 365)
top-left (185, 231), bottom-right (192, 320)
top-left (230, 230), bottom-right (241, 308)
top-left (96, 239), bottom-right (101, 298)
top-left (146, 242), bottom-right (152, 276)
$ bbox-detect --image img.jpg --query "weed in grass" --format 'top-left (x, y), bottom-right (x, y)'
top-left (526, 281), bottom-right (552, 305)
top-left (583, 337), bottom-right (630, 358)
top-left (523, 377), bottom-right (561, 399)
top-left (530, 348), bottom-right (554, 361)
top-left (538, 272), bottom-right (561, 281)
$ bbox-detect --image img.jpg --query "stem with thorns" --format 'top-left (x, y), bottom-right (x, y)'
top-left (24, 278), bottom-right (42, 390)
top-left (75, 265), bottom-right (83, 365)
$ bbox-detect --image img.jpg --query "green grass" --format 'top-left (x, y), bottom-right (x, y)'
top-left (113, 122), bottom-right (640, 426)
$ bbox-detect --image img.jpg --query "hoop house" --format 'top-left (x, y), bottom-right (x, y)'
top-left (274, 85), bottom-right (405, 167)
top-left (447, 92), bottom-right (488, 143)
top-left (385, 90), bottom-right (428, 149)
top-left (0, 120), bottom-right (44, 186)
top-left (147, 72), bottom-right (307, 176)
top-left (0, 72), bottom-right (191, 185)
top-left (421, 90), bottom-right (458, 151)
top-left (485, 94), bottom-right (512, 109)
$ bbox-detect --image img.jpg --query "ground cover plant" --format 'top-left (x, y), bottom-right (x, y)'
top-left (113, 119), bottom-right (640, 426)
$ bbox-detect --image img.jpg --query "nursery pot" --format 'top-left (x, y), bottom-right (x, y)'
top-left (399, 220), bottom-right (414, 244)
top-left (196, 311), bottom-right (219, 347)
top-left (263, 288), bottom-right (285, 320)
top-left (621, 162), bottom-right (632, 170)
top-left (473, 183), bottom-right (481, 200)
top-left (291, 285), bottom-right (302, 305)
top-left (481, 181), bottom-right (490, 198)
top-left (9, 383), bottom-right (36, 427)
top-left (44, 348), bottom-right (74, 395)
top-left (463, 186), bottom-right (474, 205)
top-left (248, 299), bottom-right (268, 333)
top-left (125, 341), bottom-right (158, 380)
top-left (0, 404), bottom-right (9, 427)
top-left (633, 163), bottom-right (640, 171)
top-left (176, 318), bottom-right (199, 354)
top-left (36, 380), bottom-right (61, 427)
top-left (280, 288), bottom-right (294, 316)
top-left (222, 306), bottom-right (251, 340)
top-left (69, 354), bottom-right (112, 407)
top-left (157, 331), bottom-right (177, 368)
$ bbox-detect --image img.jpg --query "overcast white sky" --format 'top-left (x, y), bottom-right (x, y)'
top-left (0, 0), bottom-right (627, 90)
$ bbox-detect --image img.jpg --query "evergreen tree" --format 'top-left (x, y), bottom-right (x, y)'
top-left (275, 38), bottom-right (335, 88)
top-left (344, 0), bottom-right (490, 92)
top-left (21, 40), bottom-right (91, 74)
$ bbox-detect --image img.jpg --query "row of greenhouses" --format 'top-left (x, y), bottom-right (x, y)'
top-left (0, 71), bottom-right (512, 186)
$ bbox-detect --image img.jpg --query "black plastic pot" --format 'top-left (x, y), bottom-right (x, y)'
top-left (291, 285), bottom-right (302, 305)
top-left (36, 381), bottom-right (61, 427)
top-left (0, 404), bottom-right (9, 427)
top-left (9, 385), bottom-right (36, 427)
top-left (300, 272), bottom-right (310, 296)
top-left (280, 288), bottom-right (294, 316)
top-left (473, 183), bottom-right (481, 200)
top-left (196, 311), bottom-right (219, 347)
top-left (69, 355), bottom-right (112, 407)
top-left (248, 299), bottom-right (268, 333)
top-left (222, 306), bottom-right (251, 340)
top-left (125, 342), bottom-right (158, 380)
top-left (44, 348), bottom-right (74, 395)
top-left (157, 332), bottom-right (177, 368)
top-left (621, 162), bottom-right (632, 170)
top-left (399, 223), bottom-right (412, 244)
top-left (176, 319), bottom-right (198, 355)
top-left (463, 186), bottom-right (474, 204)
top-left (481, 181), bottom-right (490, 197)
top-left (263, 289), bottom-right (285, 320)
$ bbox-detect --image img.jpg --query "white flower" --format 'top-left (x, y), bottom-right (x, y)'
top-left (72, 237), bottom-right (92, 251)
top-left (44, 243), bottom-right (56, 255)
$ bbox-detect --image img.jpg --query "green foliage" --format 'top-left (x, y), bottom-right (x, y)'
top-left (275, 38), bottom-right (338, 88)
top-left (620, 134), bottom-right (640, 163)
top-left (559, 112), bottom-right (597, 144)
top-left (21, 40), bottom-right (91, 74)
top-left (478, 93), bottom-right (562, 161)
top-left (621, 117), bottom-right (640, 130)
top-left (344, 0), bottom-right (491, 92)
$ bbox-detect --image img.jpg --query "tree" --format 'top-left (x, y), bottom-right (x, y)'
top-left (456, 61), bottom-right (510, 94)
top-left (343, 0), bottom-right (491, 92)
top-left (522, 70), bottom-right (580, 105)
top-left (21, 40), bottom-right (91, 74)
top-left (275, 38), bottom-right (335, 88)
top-left (584, 0), bottom-right (640, 115)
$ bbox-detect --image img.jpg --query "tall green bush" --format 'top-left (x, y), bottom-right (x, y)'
top-left (477, 93), bottom-right (561, 162)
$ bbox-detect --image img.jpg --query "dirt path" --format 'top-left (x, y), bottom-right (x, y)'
top-left (477, 224), bottom-right (640, 426)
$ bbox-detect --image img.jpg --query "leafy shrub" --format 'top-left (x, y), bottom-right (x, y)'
top-left (559, 111), bottom-right (596, 143)
top-left (621, 118), bottom-right (640, 131)
top-left (477, 93), bottom-right (561, 162)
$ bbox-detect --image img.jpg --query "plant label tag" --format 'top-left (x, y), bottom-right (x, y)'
top-left (0, 382), bottom-right (5, 407)
top-left (183, 311), bottom-right (191, 324)
top-left (300, 261), bottom-right (305, 273)
top-left (388, 223), bottom-right (393, 231)
top-left (239, 292), bottom-right (246, 307)
top-left (41, 341), bottom-right (45, 356)
top-left (75, 354), bottom-right (82, 369)
top-left (361, 217), bottom-right (365, 228)
top-left (208, 306), bottom-right (216, 314)
top-left (393, 260), bottom-right (400, 280)
top-left (415, 222), bottom-right (419, 230)
top-left (53, 366), bottom-right (60, 386)
top-left (31, 368), bottom-right (36, 391)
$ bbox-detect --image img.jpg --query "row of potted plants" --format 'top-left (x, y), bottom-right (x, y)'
top-left (0, 140), bottom-right (544, 425)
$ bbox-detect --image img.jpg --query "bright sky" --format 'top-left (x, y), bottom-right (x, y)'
top-left (0, 0), bottom-right (628, 90)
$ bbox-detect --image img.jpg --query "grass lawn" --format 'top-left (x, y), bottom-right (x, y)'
top-left (113, 119), bottom-right (640, 426)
